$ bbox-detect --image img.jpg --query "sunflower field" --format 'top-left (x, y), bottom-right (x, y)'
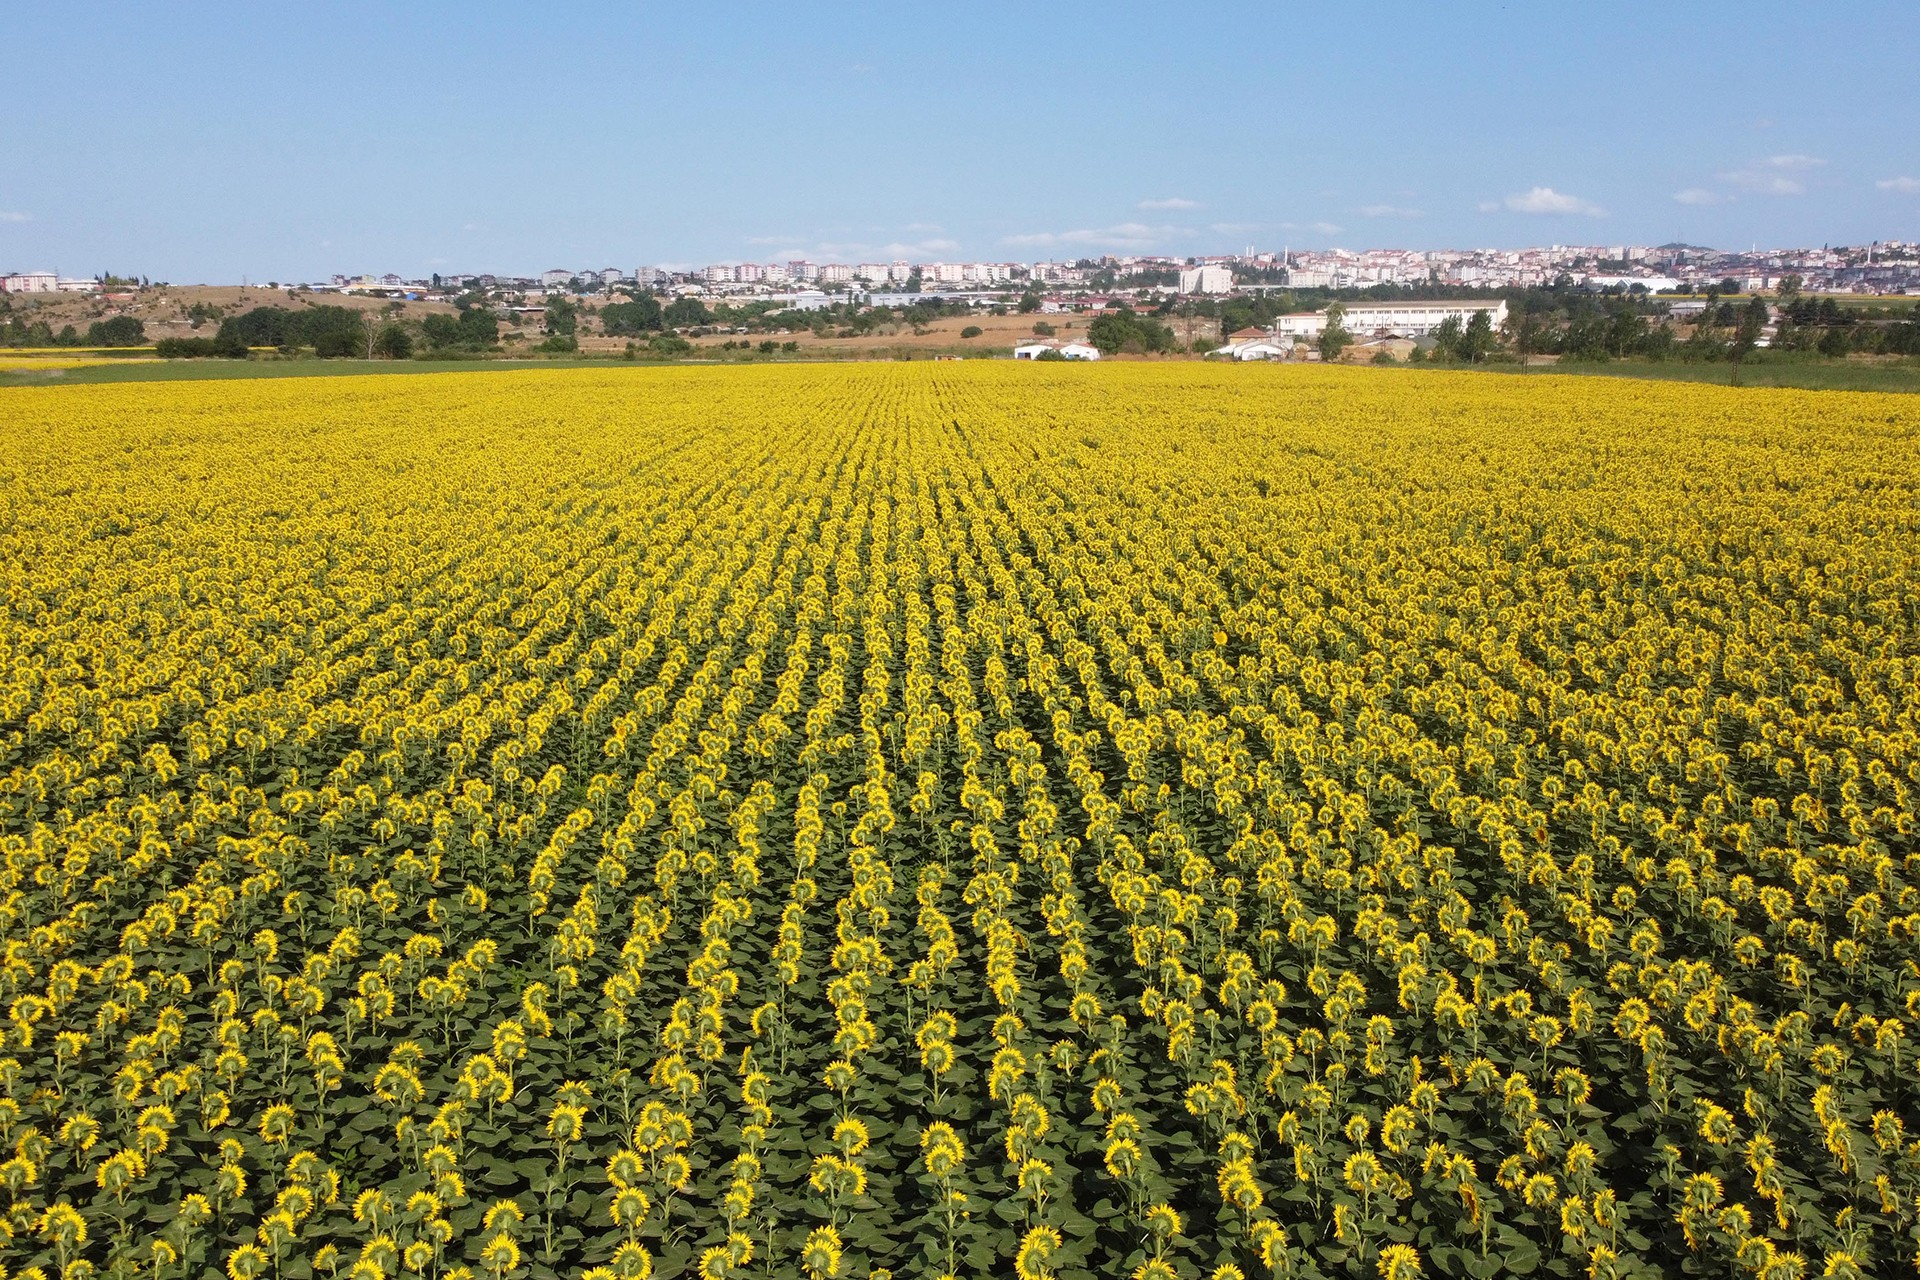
top-left (0, 363), bottom-right (1916, 1280)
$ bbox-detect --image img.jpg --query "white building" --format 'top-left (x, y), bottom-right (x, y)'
top-left (788, 260), bottom-right (820, 282)
top-left (1214, 339), bottom-right (1292, 361)
top-left (887, 261), bottom-right (913, 286)
top-left (635, 266), bottom-right (661, 286)
top-left (1275, 300), bottom-right (1509, 339)
top-left (855, 263), bottom-right (890, 283)
top-left (56, 277), bottom-right (100, 293)
top-left (1013, 340), bottom-right (1100, 361)
top-left (704, 264), bottom-right (735, 284)
top-left (1583, 274), bottom-right (1682, 293)
top-left (541, 269), bottom-right (572, 288)
top-left (1178, 265), bottom-right (1233, 295)
top-left (734, 263), bottom-right (766, 283)
top-left (600, 268), bottom-right (624, 286)
top-left (2, 272), bottom-right (58, 293)
top-left (770, 290), bottom-right (834, 311)
top-left (817, 264), bottom-right (853, 284)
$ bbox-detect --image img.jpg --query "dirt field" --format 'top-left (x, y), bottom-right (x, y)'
top-left (574, 310), bottom-right (1097, 359)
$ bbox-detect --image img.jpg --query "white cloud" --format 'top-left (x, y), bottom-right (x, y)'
top-left (1138, 197), bottom-right (1200, 210)
top-left (1878, 176), bottom-right (1920, 193)
top-left (0, 211), bottom-right (30, 223)
top-left (1001, 222), bottom-right (1168, 251)
top-left (1718, 154), bottom-right (1825, 196)
top-left (1278, 220), bottom-right (1343, 235)
top-left (1673, 188), bottom-right (1726, 206)
top-left (1500, 186), bottom-right (1606, 216)
top-left (1721, 172), bottom-right (1803, 195)
top-left (1359, 204), bottom-right (1423, 219)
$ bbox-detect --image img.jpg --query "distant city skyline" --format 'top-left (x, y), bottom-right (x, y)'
top-left (4, 2), bottom-right (1916, 282)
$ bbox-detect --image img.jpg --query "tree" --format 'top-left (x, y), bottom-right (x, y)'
top-left (458, 306), bottom-right (498, 348)
top-left (1505, 305), bottom-right (1543, 369)
top-left (1087, 309), bottom-right (1176, 355)
top-left (85, 316), bottom-right (146, 347)
top-left (1778, 273), bottom-right (1803, 300)
top-left (374, 324), bottom-right (413, 359)
top-left (1318, 302), bottom-right (1351, 363)
top-left (1017, 292), bottom-right (1041, 313)
top-left (543, 295), bottom-right (579, 337)
top-left (1727, 297), bottom-right (1768, 384)
top-left (1032, 321), bottom-right (1056, 337)
top-left (600, 297), bottom-right (663, 336)
top-left (663, 297), bottom-right (711, 328)
top-left (1430, 315), bottom-right (1462, 362)
top-left (1458, 310), bottom-right (1496, 362)
top-left (960, 325), bottom-right (983, 339)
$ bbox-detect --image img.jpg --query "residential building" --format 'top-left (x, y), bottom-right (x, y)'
top-left (855, 264), bottom-right (890, 283)
top-left (600, 268), bottom-right (624, 285)
top-left (635, 266), bottom-right (661, 286)
top-left (788, 260), bottom-right (820, 282)
top-left (1178, 265), bottom-right (1233, 294)
top-left (704, 264), bottom-right (735, 284)
top-left (541, 268), bottom-right (571, 288)
top-left (818, 263), bottom-right (853, 284)
top-left (2, 271), bottom-right (58, 293)
top-left (734, 263), bottom-right (766, 283)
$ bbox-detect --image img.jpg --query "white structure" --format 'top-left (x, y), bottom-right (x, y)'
top-left (1275, 300), bottom-right (1508, 339)
top-left (635, 266), bottom-right (661, 286)
top-left (600, 268), bottom-right (624, 285)
top-left (1178, 265), bottom-right (1234, 294)
top-left (1214, 336), bottom-right (1294, 360)
top-left (1582, 274), bottom-right (1682, 293)
top-left (3, 272), bottom-right (58, 293)
top-left (788, 260), bottom-right (820, 282)
top-left (56, 277), bottom-right (100, 292)
top-left (734, 263), bottom-right (766, 283)
top-left (817, 264), bottom-right (853, 284)
top-left (1015, 340), bottom-right (1101, 360)
top-left (770, 290), bottom-right (834, 311)
top-left (855, 263), bottom-right (890, 283)
top-left (704, 264), bottom-right (735, 284)
top-left (541, 268), bottom-right (572, 288)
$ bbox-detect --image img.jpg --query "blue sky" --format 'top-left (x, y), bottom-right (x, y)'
top-left (5, 1), bottom-right (1917, 281)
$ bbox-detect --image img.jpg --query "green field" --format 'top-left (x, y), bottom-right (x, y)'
top-left (1495, 354), bottom-right (1920, 394)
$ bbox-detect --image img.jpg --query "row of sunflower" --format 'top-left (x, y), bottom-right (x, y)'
top-left (0, 363), bottom-right (1914, 1280)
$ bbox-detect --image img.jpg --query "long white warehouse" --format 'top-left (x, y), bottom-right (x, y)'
top-left (1276, 299), bottom-right (1509, 339)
